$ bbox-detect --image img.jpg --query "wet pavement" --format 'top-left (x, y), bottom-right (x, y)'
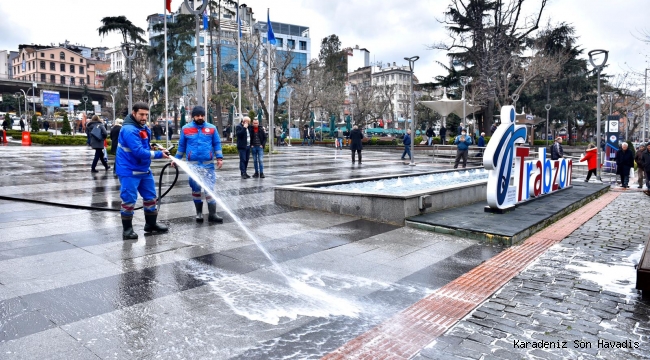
top-left (0, 145), bottom-right (503, 359)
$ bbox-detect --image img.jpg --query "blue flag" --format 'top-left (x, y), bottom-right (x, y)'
top-left (266, 10), bottom-right (276, 45)
top-left (202, 10), bottom-right (208, 29)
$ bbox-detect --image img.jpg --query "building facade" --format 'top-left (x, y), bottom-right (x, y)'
top-left (11, 45), bottom-right (97, 88)
top-left (0, 50), bottom-right (8, 78)
top-left (371, 62), bottom-right (418, 128)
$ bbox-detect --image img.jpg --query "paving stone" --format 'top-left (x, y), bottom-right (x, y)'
top-left (504, 306), bottom-right (532, 317)
top-left (466, 332), bottom-right (494, 345)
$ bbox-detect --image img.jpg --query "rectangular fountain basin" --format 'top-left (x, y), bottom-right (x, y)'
top-left (274, 168), bottom-right (487, 225)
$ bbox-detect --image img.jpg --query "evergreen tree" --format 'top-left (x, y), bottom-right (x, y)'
top-left (31, 115), bottom-right (39, 132)
top-left (61, 113), bottom-right (72, 135)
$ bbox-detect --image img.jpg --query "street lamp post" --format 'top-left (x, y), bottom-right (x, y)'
top-left (14, 92), bottom-right (22, 129)
top-left (644, 68), bottom-right (649, 142)
top-left (604, 92), bottom-right (615, 116)
top-left (287, 86), bottom-right (293, 142)
top-left (144, 83), bottom-right (153, 108)
top-left (183, 0), bottom-right (208, 108)
top-left (19, 89), bottom-right (28, 131)
top-left (460, 76), bottom-right (471, 130)
top-left (404, 55), bottom-right (419, 166)
top-left (121, 43), bottom-right (138, 112)
top-left (230, 92), bottom-right (238, 144)
top-left (588, 49), bottom-right (608, 182)
top-left (545, 104), bottom-right (552, 146)
top-left (108, 86), bottom-right (118, 125)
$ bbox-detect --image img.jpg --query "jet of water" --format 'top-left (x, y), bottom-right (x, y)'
top-left (395, 177), bottom-right (403, 186)
top-left (413, 178), bottom-right (422, 185)
top-left (375, 181), bottom-right (385, 190)
top-left (169, 158), bottom-right (361, 316)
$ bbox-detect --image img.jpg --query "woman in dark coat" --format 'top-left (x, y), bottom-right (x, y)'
top-left (349, 125), bottom-right (364, 164)
top-left (86, 115), bottom-right (110, 173)
top-left (109, 119), bottom-right (122, 175)
top-left (616, 142), bottom-right (634, 189)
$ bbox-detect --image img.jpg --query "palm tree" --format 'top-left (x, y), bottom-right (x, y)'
top-left (97, 16), bottom-right (146, 45)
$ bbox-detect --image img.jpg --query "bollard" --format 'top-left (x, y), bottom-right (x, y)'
top-left (1, 130), bottom-right (7, 144)
top-left (21, 131), bottom-right (31, 146)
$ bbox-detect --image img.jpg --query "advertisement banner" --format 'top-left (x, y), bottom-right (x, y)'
top-left (42, 91), bottom-right (61, 107)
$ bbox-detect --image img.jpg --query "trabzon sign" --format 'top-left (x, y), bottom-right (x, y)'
top-left (483, 105), bottom-right (572, 210)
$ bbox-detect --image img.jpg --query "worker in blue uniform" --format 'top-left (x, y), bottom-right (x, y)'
top-left (174, 106), bottom-right (224, 223)
top-left (115, 102), bottom-right (170, 240)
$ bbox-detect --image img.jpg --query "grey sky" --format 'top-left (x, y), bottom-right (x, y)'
top-left (1, 0), bottom-right (648, 90)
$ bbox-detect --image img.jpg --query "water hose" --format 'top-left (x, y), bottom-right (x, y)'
top-left (0, 157), bottom-right (179, 213)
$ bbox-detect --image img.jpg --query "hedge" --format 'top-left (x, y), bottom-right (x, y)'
top-left (11, 134), bottom-right (89, 145)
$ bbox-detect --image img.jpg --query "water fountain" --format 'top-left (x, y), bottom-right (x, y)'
top-left (275, 167), bottom-right (487, 225)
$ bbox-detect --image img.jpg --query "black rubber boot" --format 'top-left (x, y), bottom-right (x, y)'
top-left (195, 202), bottom-right (204, 223)
top-left (207, 203), bottom-right (223, 223)
top-left (143, 214), bottom-right (169, 233)
top-left (122, 219), bottom-right (138, 240)
top-left (253, 172), bottom-right (259, 178)
top-left (260, 173), bottom-right (265, 178)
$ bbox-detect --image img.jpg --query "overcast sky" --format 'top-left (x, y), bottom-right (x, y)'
top-left (1, 0), bottom-right (648, 90)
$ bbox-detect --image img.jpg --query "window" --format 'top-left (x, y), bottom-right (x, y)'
top-left (41, 52), bottom-right (44, 58)
top-left (50, 62), bottom-right (55, 70)
top-left (288, 39), bottom-right (295, 49)
top-left (70, 57), bottom-right (74, 62)
top-left (276, 38), bottom-right (283, 47)
top-left (262, 37), bottom-right (267, 43)
top-left (70, 77), bottom-right (75, 85)
top-left (299, 41), bottom-right (307, 51)
top-left (199, 36), bottom-right (204, 44)
top-left (22, 54), bottom-right (24, 60)
top-left (50, 54), bottom-right (54, 59)
top-left (40, 61), bottom-right (45, 69)
top-left (27, 62), bottom-right (31, 70)
top-left (79, 66), bottom-right (84, 74)
top-left (70, 65), bottom-right (75, 73)
top-left (60, 76), bottom-right (66, 84)
top-left (80, 78), bottom-right (85, 85)
top-left (86, 75), bottom-right (89, 84)
top-left (391, 74), bottom-right (394, 80)
top-left (40, 74), bottom-right (45, 82)
top-left (80, 58), bottom-right (83, 63)
top-left (60, 52), bottom-right (65, 59)
top-left (50, 75), bottom-right (55, 83)
top-left (60, 64), bottom-right (65, 72)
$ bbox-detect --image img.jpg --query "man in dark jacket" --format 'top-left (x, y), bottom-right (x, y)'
top-left (349, 125), bottom-right (364, 164)
top-left (401, 129), bottom-right (412, 161)
top-left (642, 143), bottom-right (650, 195)
top-left (439, 125), bottom-right (447, 145)
top-left (551, 137), bottom-right (564, 160)
top-left (86, 115), bottom-right (110, 173)
top-left (115, 102), bottom-right (169, 240)
top-left (152, 122), bottom-right (163, 140)
top-left (426, 126), bottom-right (434, 146)
top-left (236, 116), bottom-right (252, 179)
top-left (110, 119), bottom-right (123, 176)
top-left (250, 118), bottom-right (267, 178)
top-left (302, 126), bottom-right (309, 146)
top-left (635, 144), bottom-right (646, 189)
top-left (616, 142), bottom-right (634, 189)
top-left (43, 119), bottom-right (50, 132)
top-left (19, 118), bottom-right (25, 131)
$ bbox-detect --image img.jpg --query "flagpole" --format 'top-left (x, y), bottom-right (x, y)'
top-left (237, 1), bottom-right (242, 121)
top-left (164, 0), bottom-right (170, 148)
top-left (267, 8), bottom-right (272, 154)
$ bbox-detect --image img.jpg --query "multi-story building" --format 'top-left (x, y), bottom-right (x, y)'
top-left (91, 47), bottom-right (108, 61)
top-left (8, 51), bottom-right (18, 79)
top-left (255, 20), bottom-right (310, 104)
top-left (0, 50), bottom-right (8, 78)
top-left (106, 46), bottom-right (125, 74)
top-left (371, 62), bottom-right (418, 128)
top-left (11, 44), bottom-right (97, 88)
top-left (347, 45), bottom-right (370, 73)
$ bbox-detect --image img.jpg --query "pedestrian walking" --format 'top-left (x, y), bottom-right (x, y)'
top-left (551, 137), bottom-right (564, 160)
top-left (309, 126), bottom-right (315, 146)
top-left (636, 143), bottom-right (646, 189)
top-left (19, 118), bottom-right (25, 131)
top-left (236, 116), bottom-right (252, 179)
top-left (115, 102), bottom-right (169, 240)
top-left (426, 126), bottom-right (434, 146)
top-left (616, 142), bottom-right (634, 189)
top-left (475, 132), bottom-right (486, 157)
top-left (110, 118), bottom-right (123, 176)
top-left (453, 130), bottom-right (472, 169)
top-left (642, 143), bottom-right (650, 196)
top-left (439, 125), bottom-right (447, 145)
top-left (579, 143), bottom-right (598, 182)
top-left (250, 118), bottom-right (267, 178)
top-left (173, 105), bottom-right (224, 223)
top-left (349, 125), bottom-right (363, 164)
top-left (86, 115), bottom-right (110, 173)
top-left (401, 129), bottom-right (412, 161)
top-left (152, 122), bottom-right (163, 141)
top-left (337, 128), bottom-right (344, 149)
top-left (43, 119), bottom-right (50, 132)
top-left (2, 117), bottom-right (9, 131)
top-left (302, 126), bottom-right (309, 146)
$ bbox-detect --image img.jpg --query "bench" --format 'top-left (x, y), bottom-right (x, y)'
top-left (636, 237), bottom-right (650, 295)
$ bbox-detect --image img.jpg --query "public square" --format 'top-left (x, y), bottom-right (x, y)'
top-left (0, 145), bottom-right (648, 359)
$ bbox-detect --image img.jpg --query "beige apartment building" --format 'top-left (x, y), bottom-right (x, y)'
top-left (11, 45), bottom-right (97, 88)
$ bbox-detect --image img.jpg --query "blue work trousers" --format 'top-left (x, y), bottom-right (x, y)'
top-left (119, 174), bottom-right (157, 219)
top-left (188, 165), bottom-right (216, 204)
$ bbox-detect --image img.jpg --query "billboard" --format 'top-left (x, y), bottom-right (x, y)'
top-left (42, 91), bottom-right (61, 107)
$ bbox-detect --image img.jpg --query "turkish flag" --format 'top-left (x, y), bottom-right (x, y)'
top-left (166, 0), bottom-right (172, 12)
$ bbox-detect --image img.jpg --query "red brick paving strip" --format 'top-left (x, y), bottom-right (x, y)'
top-left (323, 191), bottom-right (620, 360)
